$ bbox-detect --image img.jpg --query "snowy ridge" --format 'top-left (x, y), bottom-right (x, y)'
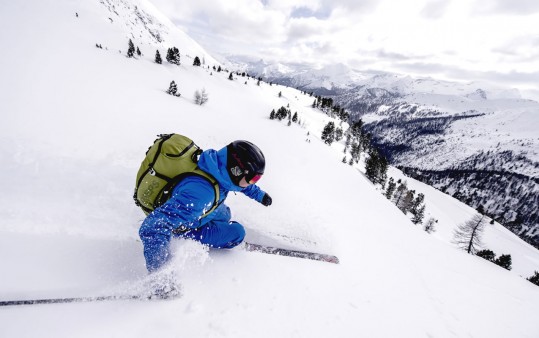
top-left (1, 1), bottom-right (539, 337)
top-left (97, 0), bottom-right (218, 64)
top-left (234, 58), bottom-right (525, 100)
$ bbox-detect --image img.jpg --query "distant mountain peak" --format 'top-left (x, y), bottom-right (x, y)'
top-left (466, 89), bottom-right (488, 100)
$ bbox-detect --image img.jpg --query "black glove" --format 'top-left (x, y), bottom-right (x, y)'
top-left (261, 193), bottom-right (272, 206)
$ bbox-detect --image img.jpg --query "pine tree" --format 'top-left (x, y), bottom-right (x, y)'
top-left (167, 81), bottom-right (179, 96)
top-left (453, 214), bottom-right (487, 254)
top-left (410, 193), bottom-right (426, 224)
top-left (217, 65), bottom-right (222, 72)
top-left (527, 271), bottom-right (539, 286)
top-left (136, 46), bottom-right (141, 56)
top-left (399, 190), bottom-right (415, 215)
top-left (269, 109), bottom-right (276, 120)
top-left (385, 177), bottom-right (397, 199)
top-left (350, 119), bottom-right (364, 139)
top-left (365, 150), bottom-right (388, 186)
top-left (411, 204), bottom-right (425, 224)
top-left (275, 106), bottom-right (288, 120)
top-left (321, 122), bottom-right (336, 145)
top-left (166, 47), bottom-right (180, 65)
top-left (155, 50), bottom-right (162, 64)
top-left (228, 72), bottom-right (234, 80)
top-left (292, 112), bottom-right (298, 123)
top-left (193, 56), bottom-right (201, 66)
top-left (127, 39), bottom-right (135, 58)
top-left (278, 91), bottom-right (282, 97)
top-left (494, 254), bottom-right (512, 270)
top-left (476, 249), bottom-right (496, 262)
top-left (360, 132), bottom-right (372, 153)
top-left (393, 181), bottom-right (408, 208)
top-left (166, 48), bottom-right (173, 63)
top-left (365, 151), bottom-right (380, 183)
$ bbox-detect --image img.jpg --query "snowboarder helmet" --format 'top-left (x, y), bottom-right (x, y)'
top-left (226, 140), bottom-right (265, 186)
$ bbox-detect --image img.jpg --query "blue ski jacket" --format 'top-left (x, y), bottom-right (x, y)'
top-left (139, 145), bottom-right (267, 271)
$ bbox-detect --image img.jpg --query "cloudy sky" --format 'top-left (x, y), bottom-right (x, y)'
top-left (151, 0), bottom-right (539, 98)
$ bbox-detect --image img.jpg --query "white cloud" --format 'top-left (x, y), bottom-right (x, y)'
top-left (421, 0), bottom-right (452, 19)
top-left (150, 0), bottom-right (539, 94)
top-left (472, 0), bottom-right (539, 15)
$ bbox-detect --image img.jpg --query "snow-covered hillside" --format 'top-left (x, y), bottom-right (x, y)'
top-left (1, 1), bottom-right (539, 337)
top-left (235, 58), bottom-right (539, 248)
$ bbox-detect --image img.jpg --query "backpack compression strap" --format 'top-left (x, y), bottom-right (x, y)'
top-left (133, 134), bottom-right (174, 211)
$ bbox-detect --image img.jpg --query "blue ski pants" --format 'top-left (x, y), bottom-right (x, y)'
top-left (139, 204), bottom-right (245, 272)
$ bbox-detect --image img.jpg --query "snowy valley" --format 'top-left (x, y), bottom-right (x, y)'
top-left (1, 1), bottom-right (539, 337)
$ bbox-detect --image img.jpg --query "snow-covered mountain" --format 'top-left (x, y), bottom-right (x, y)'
top-left (231, 58), bottom-right (539, 249)
top-left (224, 56), bottom-right (371, 92)
top-left (1, 1), bottom-right (539, 337)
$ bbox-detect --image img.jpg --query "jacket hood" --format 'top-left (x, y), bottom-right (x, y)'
top-left (198, 146), bottom-right (243, 192)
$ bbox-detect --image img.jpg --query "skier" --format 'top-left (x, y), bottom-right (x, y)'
top-left (139, 140), bottom-right (272, 274)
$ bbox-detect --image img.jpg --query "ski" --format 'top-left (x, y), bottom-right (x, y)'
top-left (0, 294), bottom-right (159, 307)
top-left (244, 242), bottom-right (339, 264)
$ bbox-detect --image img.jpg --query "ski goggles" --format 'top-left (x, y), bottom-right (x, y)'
top-left (247, 173), bottom-right (263, 184)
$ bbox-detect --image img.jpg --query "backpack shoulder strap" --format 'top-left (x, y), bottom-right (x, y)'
top-left (154, 165), bottom-right (221, 218)
top-left (192, 168), bottom-right (221, 217)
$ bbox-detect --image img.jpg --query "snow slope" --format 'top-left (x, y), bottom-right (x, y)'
top-left (1, 1), bottom-right (539, 337)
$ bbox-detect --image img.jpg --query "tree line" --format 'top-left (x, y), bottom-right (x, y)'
top-left (319, 117), bottom-right (431, 228)
top-left (269, 105), bottom-right (301, 127)
top-left (312, 96), bottom-right (350, 122)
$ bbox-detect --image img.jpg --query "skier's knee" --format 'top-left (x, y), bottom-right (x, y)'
top-left (224, 221), bottom-right (245, 248)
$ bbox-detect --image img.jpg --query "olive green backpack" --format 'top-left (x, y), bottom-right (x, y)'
top-left (134, 134), bottom-right (220, 215)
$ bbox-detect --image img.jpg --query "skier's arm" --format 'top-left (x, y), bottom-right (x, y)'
top-left (241, 184), bottom-right (271, 205)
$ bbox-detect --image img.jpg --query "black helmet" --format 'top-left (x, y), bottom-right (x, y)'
top-left (226, 140), bottom-right (265, 186)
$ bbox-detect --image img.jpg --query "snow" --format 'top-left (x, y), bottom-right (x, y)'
top-left (1, 0), bottom-right (539, 337)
